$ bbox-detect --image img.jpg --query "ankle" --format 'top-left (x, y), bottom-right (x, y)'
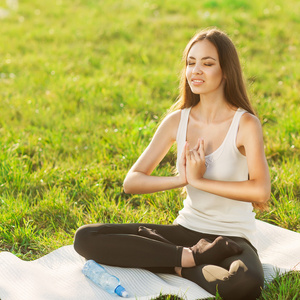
top-left (181, 247), bottom-right (196, 268)
top-left (174, 267), bottom-right (182, 277)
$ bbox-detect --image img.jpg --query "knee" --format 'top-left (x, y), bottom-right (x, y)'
top-left (220, 260), bottom-right (264, 300)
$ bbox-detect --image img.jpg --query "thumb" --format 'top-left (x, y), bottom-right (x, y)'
top-left (186, 142), bottom-right (190, 160)
top-left (181, 142), bottom-right (187, 161)
top-left (199, 138), bottom-right (205, 160)
top-left (194, 138), bottom-right (201, 151)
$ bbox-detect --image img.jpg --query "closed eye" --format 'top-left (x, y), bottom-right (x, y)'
top-left (187, 61), bottom-right (214, 66)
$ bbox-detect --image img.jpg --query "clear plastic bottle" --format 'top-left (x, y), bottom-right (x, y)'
top-left (82, 260), bottom-right (129, 298)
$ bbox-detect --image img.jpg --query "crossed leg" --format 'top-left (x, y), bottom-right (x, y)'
top-left (181, 237), bottom-right (264, 300)
top-left (74, 223), bottom-right (263, 300)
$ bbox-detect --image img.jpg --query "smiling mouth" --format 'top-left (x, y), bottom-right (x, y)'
top-left (191, 79), bottom-right (204, 85)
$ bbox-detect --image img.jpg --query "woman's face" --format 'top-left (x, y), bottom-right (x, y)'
top-left (186, 40), bottom-right (224, 96)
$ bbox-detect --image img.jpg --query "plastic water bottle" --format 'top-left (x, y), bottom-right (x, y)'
top-left (82, 260), bottom-right (129, 298)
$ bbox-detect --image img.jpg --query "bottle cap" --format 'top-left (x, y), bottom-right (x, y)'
top-left (115, 285), bottom-right (129, 298)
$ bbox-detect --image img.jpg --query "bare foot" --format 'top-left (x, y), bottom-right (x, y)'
top-left (174, 267), bottom-right (182, 277)
top-left (191, 236), bottom-right (243, 265)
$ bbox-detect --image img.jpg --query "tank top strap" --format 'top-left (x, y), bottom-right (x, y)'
top-left (176, 107), bottom-right (191, 157)
top-left (176, 107), bottom-right (247, 164)
top-left (226, 108), bottom-right (248, 147)
top-left (204, 108), bottom-right (248, 164)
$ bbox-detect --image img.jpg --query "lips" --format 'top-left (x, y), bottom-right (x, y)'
top-left (191, 78), bottom-right (205, 85)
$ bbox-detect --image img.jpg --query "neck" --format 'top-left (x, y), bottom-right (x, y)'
top-left (193, 93), bottom-right (233, 124)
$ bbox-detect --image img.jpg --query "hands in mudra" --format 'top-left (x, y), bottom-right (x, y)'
top-left (179, 138), bottom-right (207, 186)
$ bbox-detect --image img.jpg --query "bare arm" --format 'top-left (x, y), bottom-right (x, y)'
top-left (186, 114), bottom-right (271, 204)
top-left (123, 111), bottom-right (187, 194)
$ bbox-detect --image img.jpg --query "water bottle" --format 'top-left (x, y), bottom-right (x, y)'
top-left (82, 260), bottom-right (129, 298)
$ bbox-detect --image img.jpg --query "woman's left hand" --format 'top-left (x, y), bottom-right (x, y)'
top-left (186, 138), bottom-right (206, 184)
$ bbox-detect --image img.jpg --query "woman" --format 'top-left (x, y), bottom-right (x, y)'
top-left (74, 28), bottom-right (271, 300)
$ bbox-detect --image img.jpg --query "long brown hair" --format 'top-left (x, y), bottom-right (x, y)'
top-left (173, 28), bottom-right (268, 211)
top-left (174, 28), bottom-right (255, 116)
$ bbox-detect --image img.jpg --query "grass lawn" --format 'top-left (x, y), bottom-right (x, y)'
top-left (0, 0), bottom-right (299, 299)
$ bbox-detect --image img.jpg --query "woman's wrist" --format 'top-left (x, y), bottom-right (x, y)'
top-left (187, 176), bottom-right (205, 190)
top-left (176, 174), bottom-right (188, 188)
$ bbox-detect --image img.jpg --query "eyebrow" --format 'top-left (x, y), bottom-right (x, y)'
top-left (187, 56), bottom-right (216, 61)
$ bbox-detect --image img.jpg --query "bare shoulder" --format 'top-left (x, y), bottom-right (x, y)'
top-left (157, 109), bottom-right (182, 141)
top-left (238, 112), bottom-right (264, 145)
top-left (239, 112), bottom-right (262, 133)
top-left (163, 109), bottom-right (181, 125)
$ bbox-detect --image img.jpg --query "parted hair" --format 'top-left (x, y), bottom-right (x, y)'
top-left (175, 28), bottom-right (255, 116)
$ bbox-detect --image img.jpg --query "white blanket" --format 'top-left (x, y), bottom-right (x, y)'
top-left (0, 220), bottom-right (299, 300)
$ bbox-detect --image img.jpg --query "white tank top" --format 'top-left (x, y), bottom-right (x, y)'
top-left (174, 107), bottom-right (257, 246)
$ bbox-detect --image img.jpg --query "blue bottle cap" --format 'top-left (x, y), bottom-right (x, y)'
top-left (115, 285), bottom-right (129, 298)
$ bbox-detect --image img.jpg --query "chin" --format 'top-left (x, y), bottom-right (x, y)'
top-left (191, 88), bottom-right (204, 95)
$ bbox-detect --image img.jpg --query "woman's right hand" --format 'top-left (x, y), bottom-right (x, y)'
top-left (185, 138), bottom-right (206, 185)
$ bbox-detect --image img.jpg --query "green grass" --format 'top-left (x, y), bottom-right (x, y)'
top-left (0, 0), bottom-right (299, 299)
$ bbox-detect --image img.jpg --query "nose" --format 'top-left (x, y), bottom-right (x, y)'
top-left (192, 64), bottom-right (203, 74)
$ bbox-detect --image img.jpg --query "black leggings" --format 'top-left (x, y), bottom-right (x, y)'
top-left (74, 223), bottom-right (264, 300)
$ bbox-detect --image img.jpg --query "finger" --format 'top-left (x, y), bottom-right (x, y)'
top-left (199, 138), bottom-right (205, 160)
top-left (192, 149), bottom-right (201, 161)
top-left (181, 142), bottom-right (187, 163)
top-left (193, 138), bottom-right (201, 151)
top-left (188, 150), bottom-right (195, 162)
top-left (186, 142), bottom-right (191, 160)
